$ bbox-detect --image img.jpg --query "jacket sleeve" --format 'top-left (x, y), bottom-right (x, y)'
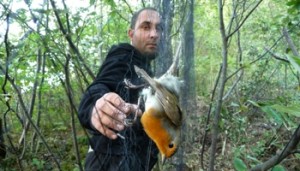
top-left (77, 49), bottom-right (133, 134)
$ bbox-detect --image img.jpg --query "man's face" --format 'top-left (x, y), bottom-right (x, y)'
top-left (128, 10), bottom-right (162, 58)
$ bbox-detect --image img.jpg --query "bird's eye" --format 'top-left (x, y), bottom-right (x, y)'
top-left (168, 143), bottom-right (174, 148)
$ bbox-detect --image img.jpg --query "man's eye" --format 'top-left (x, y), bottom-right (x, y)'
top-left (142, 25), bottom-right (150, 30)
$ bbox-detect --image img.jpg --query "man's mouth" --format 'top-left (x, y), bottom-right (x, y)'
top-left (147, 43), bottom-right (157, 48)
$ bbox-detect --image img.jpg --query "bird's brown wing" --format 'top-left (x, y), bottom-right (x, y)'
top-left (156, 85), bottom-right (182, 127)
top-left (134, 65), bottom-right (182, 127)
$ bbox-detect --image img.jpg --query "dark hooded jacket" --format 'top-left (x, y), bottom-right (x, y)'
top-left (78, 43), bottom-right (158, 163)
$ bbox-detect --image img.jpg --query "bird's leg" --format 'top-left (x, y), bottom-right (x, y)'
top-left (123, 95), bottom-right (143, 126)
top-left (123, 119), bottom-right (133, 126)
top-left (134, 95), bottom-right (143, 121)
top-left (124, 78), bottom-right (146, 89)
top-left (122, 78), bottom-right (145, 126)
top-left (119, 97), bottom-right (141, 139)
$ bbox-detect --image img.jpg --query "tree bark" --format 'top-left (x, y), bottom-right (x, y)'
top-left (209, 1), bottom-right (228, 170)
top-left (155, 0), bottom-right (174, 76)
top-left (282, 27), bottom-right (299, 57)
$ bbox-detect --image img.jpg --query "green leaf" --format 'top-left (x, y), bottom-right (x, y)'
top-left (233, 157), bottom-right (247, 171)
top-left (286, 0), bottom-right (296, 6)
top-left (104, 0), bottom-right (116, 8)
top-left (247, 100), bottom-right (260, 107)
top-left (287, 54), bottom-right (300, 72)
top-left (271, 104), bottom-right (300, 117)
top-left (73, 168), bottom-right (80, 171)
top-left (272, 165), bottom-right (286, 171)
top-left (89, 0), bottom-right (96, 5)
top-left (32, 158), bottom-right (39, 165)
top-left (261, 106), bottom-right (283, 124)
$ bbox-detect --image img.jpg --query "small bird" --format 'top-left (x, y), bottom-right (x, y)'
top-left (134, 65), bottom-right (183, 163)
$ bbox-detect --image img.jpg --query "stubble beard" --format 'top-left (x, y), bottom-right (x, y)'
top-left (142, 51), bottom-right (157, 60)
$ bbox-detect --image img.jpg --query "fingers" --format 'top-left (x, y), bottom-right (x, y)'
top-left (103, 93), bottom-right (126, 113)
top-left (102, 93), bottom-right (142, 117)
top-left (101, 97), bottom-right (127, 123)
top-left (91, 108), bottom-right (119, 139)
top-left (125, 103), bottom-right (142, 116)
top-left (91, 92), bottom-right (142, 139)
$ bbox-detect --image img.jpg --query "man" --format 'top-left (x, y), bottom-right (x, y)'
top-left (78, 7), bottom-right (162, 171)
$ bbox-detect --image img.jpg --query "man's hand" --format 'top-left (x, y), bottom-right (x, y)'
top-left (91, 92), bottom-right (141, 139)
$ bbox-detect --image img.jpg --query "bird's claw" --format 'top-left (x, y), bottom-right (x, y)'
top-left (124, 79), bottom-right (146, 89)
top-left (123, 118), bottom-right (135, 126)
top-left (123, 95), bottom-right (142, 127)
top-left (123, 110), bottom-right (138, 126)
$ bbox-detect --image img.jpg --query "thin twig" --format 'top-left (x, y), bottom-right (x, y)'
top-left (49, 0), bottom-right (95, 79)
top-left (227, 0), bottom-right (263, 38)
top-left (226, 31), bottom-right (286, 81)
top-left (282, 27), bottom-right (300, 57)
top-left (122, 0), bottom-right (133, 14)
top-left (209, 0), bottom-right (228, 170)
top-left (200, 64), bottom-right (222, 170)
top-left (64, 53), bottom-right (83, 171)
top-left (1, 11), bottom-right (61, 170)
top-left (250, 124), bottom-right (300, 171)
top-left (170, 1), bottom-right (188, 38)
top-left (222, 70), bottom-right (243, 101)
top-left (265, 48), bottom-right (290, 63)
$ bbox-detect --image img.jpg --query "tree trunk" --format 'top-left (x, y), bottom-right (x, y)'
top-left (209, 1), bottom-right (228, 170)
top-left (179, 0), bottom-right (195, 170)
top-left (155, 0), bottom-right (174, 76)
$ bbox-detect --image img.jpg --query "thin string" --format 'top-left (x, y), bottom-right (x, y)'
top-left (145, 139), bottom-right (152, 171)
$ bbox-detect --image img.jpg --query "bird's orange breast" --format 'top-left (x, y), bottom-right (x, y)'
top-left (141, 108), bottom-right (175, 158)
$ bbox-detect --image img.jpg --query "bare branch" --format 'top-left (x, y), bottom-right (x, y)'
top-left (166, 42), bottom-right (181, 76)
top-left (250, 125), bottom-right (300, 171)
top-left (64, 54), bottom-right (83, 171)
top-left (222, 70), bottom-right (243, 101)
top-left (112, 9), bottom-right (130, 23)
top-left (0, 7), bottom-right (61, 170)
top-left (1, 11), bottom-right (10, 164)
top-left (0, 13), bottom-right (24, 168)
top-left (291, 149), bottom-right (300, 154)
top-left (282, 27), bottom-right (300, 57)
top-left (227, 31), bottom-right (286, 81)
top-left (170, 1), bottom-right (188, 38)
top-left (49, 0), bottom-right (95, 79)
top-left (201, 64), bottom-right (222, 170)
top-left (227, 0), bottom-right (239, 36)
top-left (227, 0), bottom-right (263, 38)
top-left (265, 48), bottom-right (290, 63)
top-left (209, 0), bottom-right (228, 170)
top-left (122, 0), bottom-right (133, 14)
top-left (223, 3), bottom-right (244, 101)
top-left (62, 0), bottom-right (71, 33)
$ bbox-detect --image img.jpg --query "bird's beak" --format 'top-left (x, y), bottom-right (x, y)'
top-left (161, 154), bottom-right (166, 165)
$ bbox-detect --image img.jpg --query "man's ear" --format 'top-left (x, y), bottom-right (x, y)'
top-left (128, 29), bottom-right (134, 39)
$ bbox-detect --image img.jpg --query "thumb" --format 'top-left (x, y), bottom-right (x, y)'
top-left (125, 103), bottom-right (142, 116)
top-left (132, 104), bottom-right (143, 116)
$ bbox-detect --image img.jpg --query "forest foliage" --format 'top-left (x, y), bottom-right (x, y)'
top-left (0, 0), bottom-right (300, 170)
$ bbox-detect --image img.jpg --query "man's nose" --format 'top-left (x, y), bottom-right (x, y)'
top-left (150, 28), bottom-right (159, 39)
